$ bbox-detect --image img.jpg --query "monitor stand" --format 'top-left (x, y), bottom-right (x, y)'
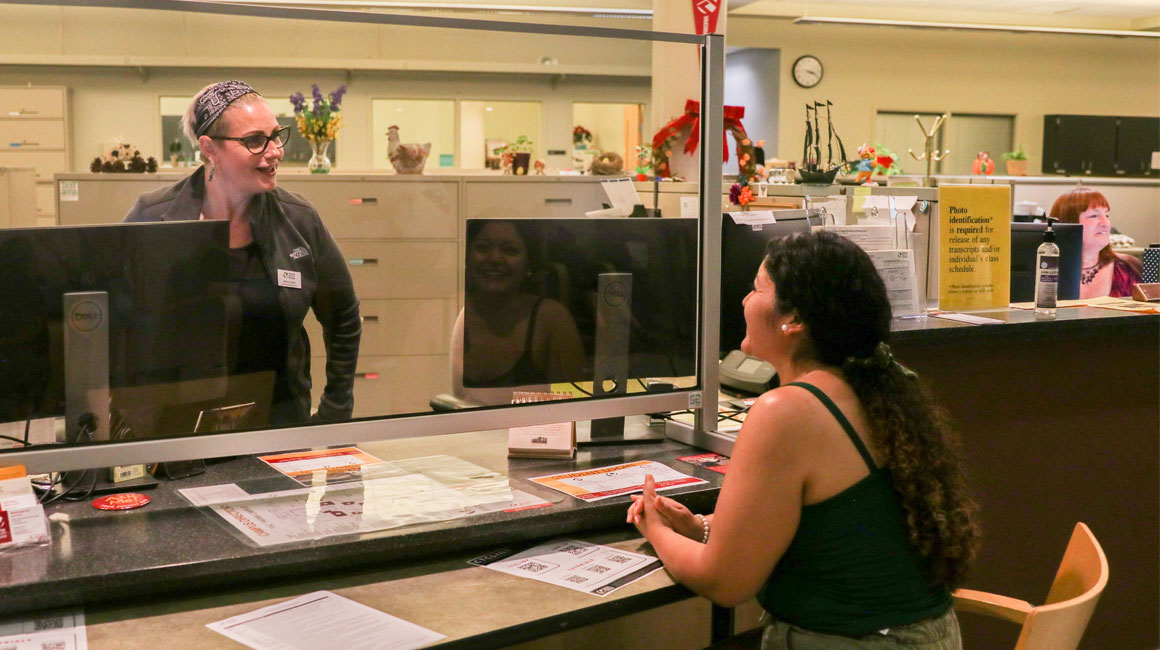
top-left (576, 273), bottom-right (664, 447)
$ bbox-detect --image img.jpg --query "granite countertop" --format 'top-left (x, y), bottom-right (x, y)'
top-left (0, 429), bottom-right (721, 618)
top-left (890, 305), bottom-right (1158, 345)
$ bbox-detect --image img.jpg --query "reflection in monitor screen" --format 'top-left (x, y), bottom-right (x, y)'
top-left (462, 218), bottom-right (698, 389)
top-left (0, 221), bottom-right (240, 441)
top-left (719, 213), bottom-right (820, 356)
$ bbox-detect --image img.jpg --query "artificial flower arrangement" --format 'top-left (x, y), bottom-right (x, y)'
top-left (872, 145), bottom-right (901, 176)
top-left (289, 84), bottom-right (346, 143)
top-left (633, 145), bottom-right (651, 181)
top-left (572, 125), bottom-right (593, 148)
top-left (89, 142), bottom-right (157, 173)
top-left (729, 182), bottom-right (754, 209)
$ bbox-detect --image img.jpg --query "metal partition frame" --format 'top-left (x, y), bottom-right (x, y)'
top-left (0, 0), bottom-right (724, 473)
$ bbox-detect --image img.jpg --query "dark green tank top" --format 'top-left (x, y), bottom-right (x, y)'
top-left (757, 382), bottom-right (951, 636)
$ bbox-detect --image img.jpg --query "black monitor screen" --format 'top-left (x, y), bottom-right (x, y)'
top-left (463, 218), bottom-right (698, 388)
top-left (1010, 223), bottom-right (1083, 302)
top-left (0, 221), bottom-right (231, 427)
top-left (719, 213), bottom-right (819, 355)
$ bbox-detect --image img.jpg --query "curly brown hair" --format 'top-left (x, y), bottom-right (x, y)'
top-left (763, 230), bottom-right (980, 587)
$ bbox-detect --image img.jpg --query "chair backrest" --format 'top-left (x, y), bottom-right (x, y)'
top-left (1016, 522), bottom-right (1109, 650)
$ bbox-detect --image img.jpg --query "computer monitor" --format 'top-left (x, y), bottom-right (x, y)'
top-left (462, 218), bottom-right (699, 388)
top-left (1010, 223), bottom-right (1083, 302)
top-left (0, 221), bottom-right (233, 441)
top-left (719, 212), bottom-right (821, 356)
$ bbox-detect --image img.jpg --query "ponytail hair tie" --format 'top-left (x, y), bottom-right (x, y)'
top-left (843, 342), bottom-right (917, 380)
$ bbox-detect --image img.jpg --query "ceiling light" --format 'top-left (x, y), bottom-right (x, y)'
top-left (793, 15), bottom-right (1160, 39)
top-left (486, 106), bottom-right (494, 112)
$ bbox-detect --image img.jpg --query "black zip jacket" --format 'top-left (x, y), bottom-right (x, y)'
top-left (124, 166), bottom-right (361, 422)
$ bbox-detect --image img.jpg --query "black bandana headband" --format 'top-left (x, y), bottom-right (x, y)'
top-left (194, 80), bottom-right (259, 137)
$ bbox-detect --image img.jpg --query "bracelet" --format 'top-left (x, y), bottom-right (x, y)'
top-left (695, 514), bottom-right (710, 544)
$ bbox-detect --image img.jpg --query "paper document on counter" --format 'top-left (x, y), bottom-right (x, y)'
top-left (930, 311), bottom-right (1005, 325)
top-left (529, 460), bottom-right (707, 502)
top-left (259, 447), bottom-right (387, 486)
top-left (469, 539), bottom-right (663, 597)
top-left (208, 591), bottom-right (443, 650)
top-left (0, 609), bottom-right (87, 650)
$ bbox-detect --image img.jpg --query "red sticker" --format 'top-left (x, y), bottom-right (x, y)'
top-left (92, 493), bottom-right (151, 511)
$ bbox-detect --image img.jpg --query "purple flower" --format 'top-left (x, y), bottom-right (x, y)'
top-left (289, 92), bottom-right (306, 114)
top-left (311, 84), bottom-right (324, 115)
top-left (729, 183), bottom-right (742, 205)
top-left (328, 85), bottom-right (347, 111)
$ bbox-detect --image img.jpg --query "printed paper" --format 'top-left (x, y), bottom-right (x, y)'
top-left (469, 539), bottom-right (662, 597)
top-left (528, 460), bottom-right (707, 502)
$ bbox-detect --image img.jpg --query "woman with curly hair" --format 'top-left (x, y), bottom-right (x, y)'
top-left (1049, 187), bottom-right (1142, 299)
top-left (628, 230), bottom-right (979, 649)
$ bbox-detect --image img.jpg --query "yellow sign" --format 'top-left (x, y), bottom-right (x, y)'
top-left (938, 185), bottom-right (1011, 310)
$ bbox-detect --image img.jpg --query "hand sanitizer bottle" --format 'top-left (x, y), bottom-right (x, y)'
top-left (1035, 217), bottom-right (1060, 318)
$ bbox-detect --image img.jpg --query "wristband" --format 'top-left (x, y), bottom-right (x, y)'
top-left (695, 514), bottom-right (710, 544)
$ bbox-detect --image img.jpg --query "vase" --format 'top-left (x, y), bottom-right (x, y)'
top-left (1006, 159), bottom-right (1028, 176)
top-left (308, 138), bottom-right (332, 174)
top-left (512, 152), bottom-right (531, 175)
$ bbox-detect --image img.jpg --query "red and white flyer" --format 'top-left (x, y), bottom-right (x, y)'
top-left (259, 447), bottom-right (385, 485)
top-left (528, 460), bottom-right (707, 502)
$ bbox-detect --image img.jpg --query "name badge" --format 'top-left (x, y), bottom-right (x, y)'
top-left (277, 269), bottom-right (302, 289)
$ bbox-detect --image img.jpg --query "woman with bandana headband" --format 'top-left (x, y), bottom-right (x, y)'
top-left (124, 81), bottom-right (361, 426)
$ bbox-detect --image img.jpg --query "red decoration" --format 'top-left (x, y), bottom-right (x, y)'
top-left (692, 0), bottom-right (721, 35)
top-left (650, 99), bottom-right (754, 179)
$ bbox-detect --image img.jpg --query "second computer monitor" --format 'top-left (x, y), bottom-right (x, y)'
top-left (719, 212), bottom-right (821, 356)
top-left (1010, 222), bottom-right (1083, 302)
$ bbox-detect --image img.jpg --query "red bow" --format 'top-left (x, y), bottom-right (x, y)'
top-left (652, 100), bottom-right (746, 165)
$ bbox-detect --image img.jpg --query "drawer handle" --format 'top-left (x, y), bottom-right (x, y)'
top-left (361, 315), bottom-right (379, 323)
top-left (348, 258), bottom-right (378, 266)
top-left (348, 197), bottom-right (378, 205)
top-left (355, 372), bottom-right (380, 380)
top-left (8, 109), bottom-right (39, 116)
top-left (8, 140), bottom-right (39, 147)
top-left (544, 198), bottom-right (572, 205)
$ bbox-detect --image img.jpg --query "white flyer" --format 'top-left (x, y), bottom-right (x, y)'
top-left (867, 249), bottom-right (922, 318)
top-left (469, 539), bottom-right (663, 597)
top-left (207, 591), bottom-right (443, 650)
top-left (727, 211), bottom-right (777, 226)
top-left (0, 609), bottom-right (87, 650)
top-left (824, 224), bottom-right (897, 251)
top-left (930, 311), bottom-right (1005, 325)
top-left (528, 460), bottom-right (707, 502)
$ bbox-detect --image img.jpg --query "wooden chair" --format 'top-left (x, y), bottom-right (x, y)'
top-left (954, 522), bottom-right (1108, 650)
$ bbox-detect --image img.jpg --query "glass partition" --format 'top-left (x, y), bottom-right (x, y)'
top-left (0, 0), bottom-right (721, 472)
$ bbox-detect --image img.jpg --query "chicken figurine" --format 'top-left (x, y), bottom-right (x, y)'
top-left (386, 125), bottom-right (431, 174)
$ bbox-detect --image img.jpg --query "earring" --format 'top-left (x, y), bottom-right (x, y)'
top-left (208, 164), bottom-right (215, 182)
top-left (780, 324), bottom-right (790, 333)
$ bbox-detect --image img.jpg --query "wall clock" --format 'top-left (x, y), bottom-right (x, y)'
top-left (792, 55), bottom-right (823, 88)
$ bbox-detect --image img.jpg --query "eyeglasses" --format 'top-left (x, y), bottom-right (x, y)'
top-left (211, 125), bottom-right (291, 155)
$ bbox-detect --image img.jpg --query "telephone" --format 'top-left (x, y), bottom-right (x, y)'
top-left (719, 350), bottom-right (777, 395)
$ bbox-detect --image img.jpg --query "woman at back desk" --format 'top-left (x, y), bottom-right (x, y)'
top-left (628, 231), bottom-right (980, 649)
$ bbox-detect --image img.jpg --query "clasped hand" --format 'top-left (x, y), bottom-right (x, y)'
top-left (627, 474), bottom-right (705, 542)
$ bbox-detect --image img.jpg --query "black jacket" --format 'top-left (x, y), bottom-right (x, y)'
top-left (124, 166), bottom-right (361, 422)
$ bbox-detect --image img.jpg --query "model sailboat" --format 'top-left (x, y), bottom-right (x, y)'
top-left (800, 101), bottom-right (853, 184)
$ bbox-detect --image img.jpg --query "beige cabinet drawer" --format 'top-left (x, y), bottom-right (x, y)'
top-left (0, 150), bottom-right (67, 180)
top-left (35, 182), bottom-right (54, 217)
top-left (333, 240), bottom-right (457, 300)
top-left (281, 180), bottom-right (457, 240)
top-left (304, 298), bottom-right (455, 357)
top-left (464, 180), bottom-right (606, 220)
top-left (56, 177), bottom-right (174, 225)
top-left (309, 354), bottom-right (451, 417)
top-left (0, 120), bottom-right (65, 150)
top-left (0, 87), bottom-right (65, 119)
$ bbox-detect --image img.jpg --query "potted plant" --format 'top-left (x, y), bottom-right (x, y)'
top-left (167, 138), bottom-right (183, 167)
top-left (507, 135), bottom-right (534, 175)
top-left (1002, 147), bottom-right (1029, 176)
top-left (572, 125), bottom-right (592, 150)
